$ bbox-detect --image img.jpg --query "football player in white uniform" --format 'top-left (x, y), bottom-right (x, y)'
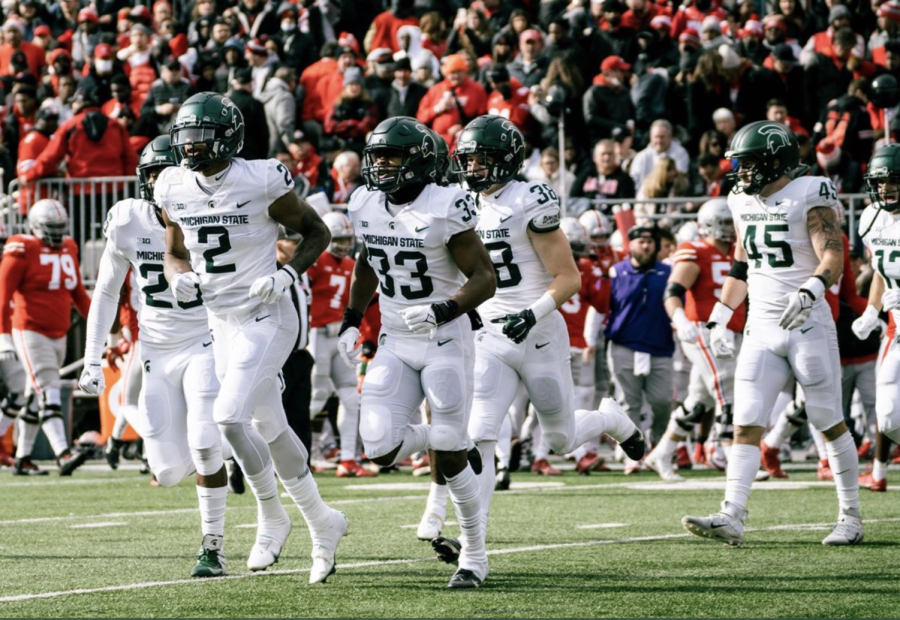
top-left (852, 144), bottom-right (900, 492)
top-left (682, 121), bottom-right (862, 546)
top-left (337, 116), bottom-right (496, 589)
top-left (157, 93), bottom-right (348, 584)
top-left (450, 114), bottom-right (645, 537)
top-left (80, 135), bottom-right (234, 577)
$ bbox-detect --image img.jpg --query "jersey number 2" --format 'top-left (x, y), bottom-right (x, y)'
top-left (198, 226), bottom-right (237, 273)
top-left (139, 263), bottom-right (203, 309)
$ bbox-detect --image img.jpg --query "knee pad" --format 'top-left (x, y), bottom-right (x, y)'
top-left (18, 395), bottom-right (39, 425)
top-left (715, 404), bottom-right (734, 441)
top-left (190, 445), bottom-right (224, 476)
top-left (429, 424), bottom-right (463, 452)
top-left (543, 430), bottom-right (568, 455)
top-left (876, 394), bottom-right (900, 443)
top-left (528, 376), bottom-right (566, 416)
top-left (251, 405), bottom-right (289, 443)
top-left (358, 405), bottom-right (393, 459)
top-left (154, 463), bottom-right (194, 488)
top-left (39, 404), bottom-right (64, 423)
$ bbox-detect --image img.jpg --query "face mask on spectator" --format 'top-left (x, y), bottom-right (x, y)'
top-left (497, 84), bottom-right (512, 99)
top-left (95, 59), bottom-right (113, 73)
top-left (607, 76), bottom-right (621, 87)
top-left (281, 19), bottom-right (296, 32)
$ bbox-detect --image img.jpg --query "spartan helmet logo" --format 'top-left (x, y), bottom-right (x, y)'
top-left (415, 123), bottom-right (434, 158)
top-left (760, 124), bottom-right (791, 156)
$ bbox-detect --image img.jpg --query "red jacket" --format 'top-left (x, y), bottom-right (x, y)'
top-left (417, 78), bottom-right (488, 145)
top-left (300, 57), bottom-right (337, 122)
top-left (486, 78), bottom-right (531, 133)
top-left (0, 41), bottom-right (45, 77)
top-left (23, 106), bottom-right (138, 185)
top-left (368, 11), bottom-right (419, 53)
top-left (16, 129), bottom-right (51, 214)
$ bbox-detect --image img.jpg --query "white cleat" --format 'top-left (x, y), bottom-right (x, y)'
top-left (309, 510), bottom-right (350, 584)
top-left (247, 515), bottom-right (292, 571)
top-left (681, 511), bottom-right (745, 547)
top-left (416, 512), bottom-right (444, 541)
top-left (645, 452), bottom-right (685, 482)
top-left (822, 515), bottom-right (864, 546)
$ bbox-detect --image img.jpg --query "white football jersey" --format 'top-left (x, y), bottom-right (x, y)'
top-left (861, 204), bottom-right (900, 290)
top-left (728, 175), bottom-right (837, 320)
top-left (475, 180), bottom-right (561, 319)
top-left (347, 184), bottom-right (475, 331)
top-left (104, 198), bottom-right (208, 346)
top-left (156, 158), bottom-right (295, 316)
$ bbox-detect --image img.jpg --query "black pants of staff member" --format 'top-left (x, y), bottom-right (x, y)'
top-left (281, 348), bottom-right (314, 465)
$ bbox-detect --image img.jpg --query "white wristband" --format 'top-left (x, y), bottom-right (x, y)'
top-left (707, 301), bottom-right (734, 327)
top-left (528, 292), bottom-right (558, 322)
top-left (800, 276), bottom-right (826, 301)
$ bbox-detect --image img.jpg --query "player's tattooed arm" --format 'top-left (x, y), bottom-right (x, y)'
top-left (161, 208), bottom-right (192, 279)
top-left (348, 245), bottom-right (379, 313)
top-left (447, 229), bottom-right (497, 313)
top-left (268, 192), bottom-right (331, 275)
top-left (807, 206), bottom-right (844, 286)
top-left (718, 222), bottom-right (749, 310)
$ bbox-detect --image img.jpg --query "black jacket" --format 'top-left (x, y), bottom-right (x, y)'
top-left (386, 82), bottom-right (428, 119)
top-left (582, 81), bottom-right (635, 143)
top-left (226, 89), bottom-right (270, 161)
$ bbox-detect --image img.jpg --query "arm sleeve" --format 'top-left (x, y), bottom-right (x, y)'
top-left (840, 236), bottom-right (868, 315)
top-left (26, 123), bottom-right (67, 180)
top-left (0, 246), bottom-right (27, 335)
top-left (83, 244), bottom-right (132, 364)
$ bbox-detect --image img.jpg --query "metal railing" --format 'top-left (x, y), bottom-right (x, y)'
top-left (0, 173), bottom-right (314, 285)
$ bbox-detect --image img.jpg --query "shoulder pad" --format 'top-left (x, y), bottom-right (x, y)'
top-left (804, 176), bottom-right (837, 209)
top-left (2, 235), bottom-right (28, 255)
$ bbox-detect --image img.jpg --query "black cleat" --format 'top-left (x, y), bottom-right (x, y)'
top-left (448, 568), bottom-right (483, 589)
top-left (494, 468), bottom-right (510, 491)
top-left (431, 536), bottom-right (461, 565)
top-left (105, 437), bottom-right (124, 470)
top-left (619, 430), bottom-right (646, 461)
top-left (14, 457), bottom-right (48, 476)
top-left (57, 448), bottom-right (88, 476)
top-left (467, 447), bottom-right (482, 475)
top-left (226, 459), bottom-right (244, 495)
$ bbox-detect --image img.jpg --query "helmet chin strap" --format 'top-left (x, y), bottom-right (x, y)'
top-left (386, 181), bottom-right (427, 204)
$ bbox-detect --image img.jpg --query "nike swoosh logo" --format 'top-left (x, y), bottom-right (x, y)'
top-left (202, 341), bottom-right (212, 348)
top-left (437, 339), bottom-right (452, 346)
top-left (255, 315), bottom-right (270, 322)
top-left (800, 326), bottom-right (814, 334)
top-left (710, 523), bottom-right (729, 529)
top-left (536, 342), bottom-right (549, 349)
top-left (237, 200), bottom-right (250, 208)
top-left (835, 469), bottom-right (850, 476)
top-left (415, 226), bottom-right (430, 233)
top-left (499, 215), bottom-right (512, 223)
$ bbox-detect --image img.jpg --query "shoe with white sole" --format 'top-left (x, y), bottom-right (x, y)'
top-left (645, 451), bottom-right (684, 482)
top-left (417, 512), bottom-right (444, 541)
top-left (247, 515), bottom-right (292, 571)
top-left (309, 509), bottom-right (349, 584)
top-left (681, 510), bottom-right (745, 547)
top-left (822, 514), bottom-right (864, 546)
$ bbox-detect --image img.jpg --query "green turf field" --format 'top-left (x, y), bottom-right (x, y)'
top-left (2, 461), bottom-right (899, 618)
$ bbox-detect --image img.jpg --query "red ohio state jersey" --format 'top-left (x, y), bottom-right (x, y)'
top-left (308, 251), bottom-right (355, 328)
top-left (559, 257), bottom-right (605, 349)
top-left (673, 240), bottom-right (746, 333)
top-left (118, 270), bottom-right (140, 341)
top-left (0, 235), bottom-right (91, 338)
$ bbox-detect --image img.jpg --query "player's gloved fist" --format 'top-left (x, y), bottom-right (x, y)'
top-left (170, 271), bottom-right (201, 304)
top-left (0, 333), bottom-right (17, 362)
top-left (852, 305), bottom-right (882, 341)
top-left (778, 276), bottom-right (826, 331)
top-left (492, 308), bottom-right (537, 344)
top-left (671, 307), bottom-right (699, 343)
top-left (337, 307), bottom-right (364, 368)
top-left (78, 363), bottom-right (105, 395)
top-left (882, 289), bottom-right (900, 313)
top-left (708, 324), bottom-right (735, 358)
top-left (400, 304), bottom-right (438, 335)
top-left (249, 266), bottom-right (297, 305)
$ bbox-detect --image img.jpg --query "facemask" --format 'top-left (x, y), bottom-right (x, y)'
top-left (695, 0), bottom-right (711, 11)
top-left (497, 84), bottom-right (512, 99)
top-left (607, 76), bottom-right (621, 87)
top-left (95, 59), bottom-right (113, 73)
top-left (281, 19), bottom-right (296, 32)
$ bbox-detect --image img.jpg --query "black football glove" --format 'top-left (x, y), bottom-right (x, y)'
top-left (491, 309), bottom-right (536, 344)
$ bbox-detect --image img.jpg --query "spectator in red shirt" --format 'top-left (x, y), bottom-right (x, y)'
top-left (16, 106), bottom-right (58, 214)
top-left (0, 20), bottom-right (45, 77)
top-left (365, 0), bottom-right (419, 54)
top-left (485, 65), bottom-right (531, 132)
top-left (2, 83), bottom-right (37, 170)
top-left (416, 53), bottom-right (488, 145)
top-left (324, 67), bottom-right (379, 156)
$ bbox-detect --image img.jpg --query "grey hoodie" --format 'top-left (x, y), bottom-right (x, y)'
top-left (259, 77), bottom-right (297, 158)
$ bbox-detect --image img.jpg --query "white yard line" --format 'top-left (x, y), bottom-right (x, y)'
top-left (68, 522), bottom-right (127, 529)
top-left (5, 517), bottom-right (900, 604)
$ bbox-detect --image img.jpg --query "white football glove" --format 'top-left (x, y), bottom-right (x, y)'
top-left (882, 289), bottom-right (900, 313)
top-left (337, 327), bottom-right (362, 368)
top-left (852, 305), bottom-right (882, 341)
top-left (709, 323), bottom-right (735, 359)
top-left (399, 304), bottom-right (438, 336)
top-left (778, 277), bottom-right (826, 331)
top-left (671, 307), bottom-right (699, 343)
top-left (78, 363), bottom-right (105, 395)
top-left (249, 266), bottom-right (297, 305)
top-left (169, 271), bottom-right (201, 304)
top-left (0, 333), bottom-right (17, 363)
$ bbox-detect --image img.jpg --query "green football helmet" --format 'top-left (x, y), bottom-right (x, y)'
top-left (725, 120), bottom-right (801, 195)
top-left (427, 127), bottom-right (454, 186)
top-left (361, 117), bottom-right (437, 194)
top-left (452, 115), bottom-right (526, 193)
top-left (137, 135), bottom-right (177, 202)
top-left (170, 92), bottom-right (244, 171)
top-left (865, 144), bottom-right (900, 213)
